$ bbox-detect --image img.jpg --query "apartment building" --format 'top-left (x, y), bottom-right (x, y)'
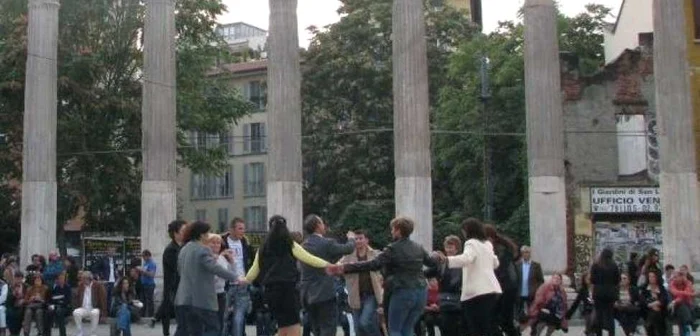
top-left (177, 59), bottom-right (269, 233)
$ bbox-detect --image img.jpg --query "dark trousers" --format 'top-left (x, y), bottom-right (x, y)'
top-left (216, 293), bottom-right (225, 333)
top-left (494, 287), bottom-right (519, 336)
top-left (414, 312), bottom-right (439, 336)
top-left (141, 284), bottom-right (156, 318)
top-left (305, 299), bottom-right (338, 336)
top-left (463, 293), bottom-right (500, 336)
top-left (175, 305), bottom-right (220, 336)
top-left (156, 291), bottom-right (179, 336)
top-left (105, 282), bottom-right (115, 311)
top-left (594, 300), bottom-right (616, 336)
top-left (518, 296), bottom-right (534, 321)
top-left (645, 310), bottom-right (667, 336)
top-left (44, 306), bottom-right (69, 336)
top-left (438, 310), bottom-right (463, 336)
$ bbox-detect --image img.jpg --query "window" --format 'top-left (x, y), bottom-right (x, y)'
top-left (243, 81), bottom-right (266, 111)
top-left (191, 165), bottom-right (234, 200)
top-left (616, 114), bottom-right (648, 177)
top-left (694, 0), bottom-right (700, 40)
top-left (244, 162), bottom-right (265, 197)
top-left (217, 208), bottom-right (229, 233)
top-left (191, 131), bottom-right (230, 154)
top-left (244, 206), bottom-right (267, 231)
top-left (243, 123), bottom-right (266, 154)
top-left (195, 209), bottom-right (207, 222)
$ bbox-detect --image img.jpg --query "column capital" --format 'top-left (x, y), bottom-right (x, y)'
top-left (28, 0), bottom-right (60, 8)
top-left (524, 0), bottom-right (555, 8)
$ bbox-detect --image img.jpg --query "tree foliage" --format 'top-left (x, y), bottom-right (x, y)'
top-left (301, 0), bottom-right (479, 238)
top-left (434, 4), bottom-right (611, 243)
top-left (0, 0), bottom-right (251, 249)
top-left (303, 1), bottom-right (610, 246)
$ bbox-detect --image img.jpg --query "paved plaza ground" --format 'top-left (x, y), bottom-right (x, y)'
top-left (42, 322), bottom-right (669, 336)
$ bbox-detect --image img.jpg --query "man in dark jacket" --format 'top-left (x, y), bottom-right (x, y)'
top-left (300, 215), bottom-right (355, 336)
top-left (516, 245), bottom-right (544, 318)
top-left (91, 247), bottom-right (120, 309)
top-left (152, 220), bottom-right (187, 336)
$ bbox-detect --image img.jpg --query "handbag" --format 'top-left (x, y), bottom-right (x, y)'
top-left (438, 292), bottom-right (461, 312)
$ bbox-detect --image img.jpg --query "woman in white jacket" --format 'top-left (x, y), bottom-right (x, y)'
top-left (445, 218), bottom-right (502, 336)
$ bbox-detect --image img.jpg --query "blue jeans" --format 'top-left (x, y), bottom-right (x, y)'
top-left (116, 304), bottom-right (132, 336)
top-left (387, 288), bottom-right (427, 336)
top-left (353, 294), bottom-right (381, 336)
top-left (226, 284), bottom-right (250, 336)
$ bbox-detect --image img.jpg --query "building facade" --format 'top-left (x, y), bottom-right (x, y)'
top-left (604, 0), bottom-right (700, 177)
top-left (177, 60), bottom-right (269, 234)
top-left (561, 43), bottom-right (660, 275)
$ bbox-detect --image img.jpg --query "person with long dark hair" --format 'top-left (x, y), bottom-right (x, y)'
top-left (329, 216), bottom-right (442, 336)
top-left (174, 221), bottom-right (239, 336)
top-left (590, 248), bottom-right (621, 336)
top-left (484, 224), bottom-right (519, 336)
top-left (240, 215), bottom-right (331, 336)
top-left (445, 218), bottom-right (502, 336)
top-left (152, 219), bottom-right (187, 336)
top-left (640, 271), bottom-right (669, 336)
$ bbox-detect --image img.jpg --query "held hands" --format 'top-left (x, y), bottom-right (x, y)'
top-left (326, 264), bottom-right (345, 276)
top-left (235, 276), bottom-right (249, 285)
top-left (431, 251), bottom-right (447, 264)
top-left (346, 231), bottom-right (356, 240)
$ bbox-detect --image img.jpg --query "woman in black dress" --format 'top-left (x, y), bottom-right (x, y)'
top-left (242, 215), bottom-right (330, 336)
top-left (590, 248), bottom-right (621, 336)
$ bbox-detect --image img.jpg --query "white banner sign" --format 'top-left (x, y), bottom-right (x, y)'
top-left (590, 187), bottom-right (661, 214)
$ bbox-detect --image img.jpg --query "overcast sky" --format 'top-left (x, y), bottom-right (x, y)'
top-left (218, 0), bottom-right (623, 46)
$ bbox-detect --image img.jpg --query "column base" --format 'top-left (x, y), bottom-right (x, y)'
top-left (528, 176), bottom-right (567, 274)
top-left (20, 181), bottom-right (57, 267)
top-left (395, 176), bottom-right (433, 250)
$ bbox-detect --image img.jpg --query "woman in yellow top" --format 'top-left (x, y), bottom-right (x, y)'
top-left (240, 215), bottom-right (329, 336)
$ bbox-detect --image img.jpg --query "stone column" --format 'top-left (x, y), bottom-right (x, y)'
top-left (267, 0), bottom-right (303, 232)
top-left (523, 0), bottom-right (567, 273)
top-left (141, 0), bottom-right (177, 278)
top-left (653, 0), bottom-right (700, 270)
top-left (20, 0), bottom-right (60, 267)
top-left (393, 0), bottom-right (433, 249)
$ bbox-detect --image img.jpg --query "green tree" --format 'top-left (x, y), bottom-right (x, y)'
top-left (434, 4), bottom-right (611, 243)
top-left (301, 0), bottom-right (479, 234)
top-left (0, 0), bottom-right (251, 250)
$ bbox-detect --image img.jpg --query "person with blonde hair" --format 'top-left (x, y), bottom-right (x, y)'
top-left (205, 233), bottom-right (235, 331)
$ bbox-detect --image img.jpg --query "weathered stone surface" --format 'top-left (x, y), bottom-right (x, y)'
top-left (524, 0), bottom-right (567, 273)
top-left (141, 0), bottom-right (177, 277)
top-left (21, 0), bottom-right (60, 266)
top-left (653, 0), bottom-right (700, 270)
top-left (267, 0), bottom-right (303, 232)
top-left (393, 0), bottom-right (433, 249)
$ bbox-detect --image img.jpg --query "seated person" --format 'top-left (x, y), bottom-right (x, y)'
top-left (414, 278), bottom-right (440, 336)
top-left (110, 277), bottom-right (143, 336)
top-left (46, 272), bottom-right (72, 336)
top-left (23, 274), bottom-right (48, 336)
top-left (72, 271), bottom-right (107, 336)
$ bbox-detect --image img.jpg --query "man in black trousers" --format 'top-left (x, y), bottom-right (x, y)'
top-left (151, 220), bottom-right (187, 336)
top-left (300, 214), bottom-right (356, 336)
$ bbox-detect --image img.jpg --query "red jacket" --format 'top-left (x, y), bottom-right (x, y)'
top-left (529, 281), bottom-right (569, 328)
top-left (670, 277), bottom-right (695, 306)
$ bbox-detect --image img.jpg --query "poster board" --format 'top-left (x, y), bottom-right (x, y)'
top-left (594, 221), bottom-right (662, 268)
top-left (82, 237), bottom-right (125, 275)
top-left (124, 237), bottom-right (142, 269)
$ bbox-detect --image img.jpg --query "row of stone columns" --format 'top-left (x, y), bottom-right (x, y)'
top-left (21, 0), bottom-right (700, 271)
top-left (20, 0), bottom-right (177, 269)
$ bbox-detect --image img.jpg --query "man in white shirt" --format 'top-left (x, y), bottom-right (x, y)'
top-left (72, 272), bottom-right (107, 336)
top-left (221, 218), bottom-right (254, 336)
